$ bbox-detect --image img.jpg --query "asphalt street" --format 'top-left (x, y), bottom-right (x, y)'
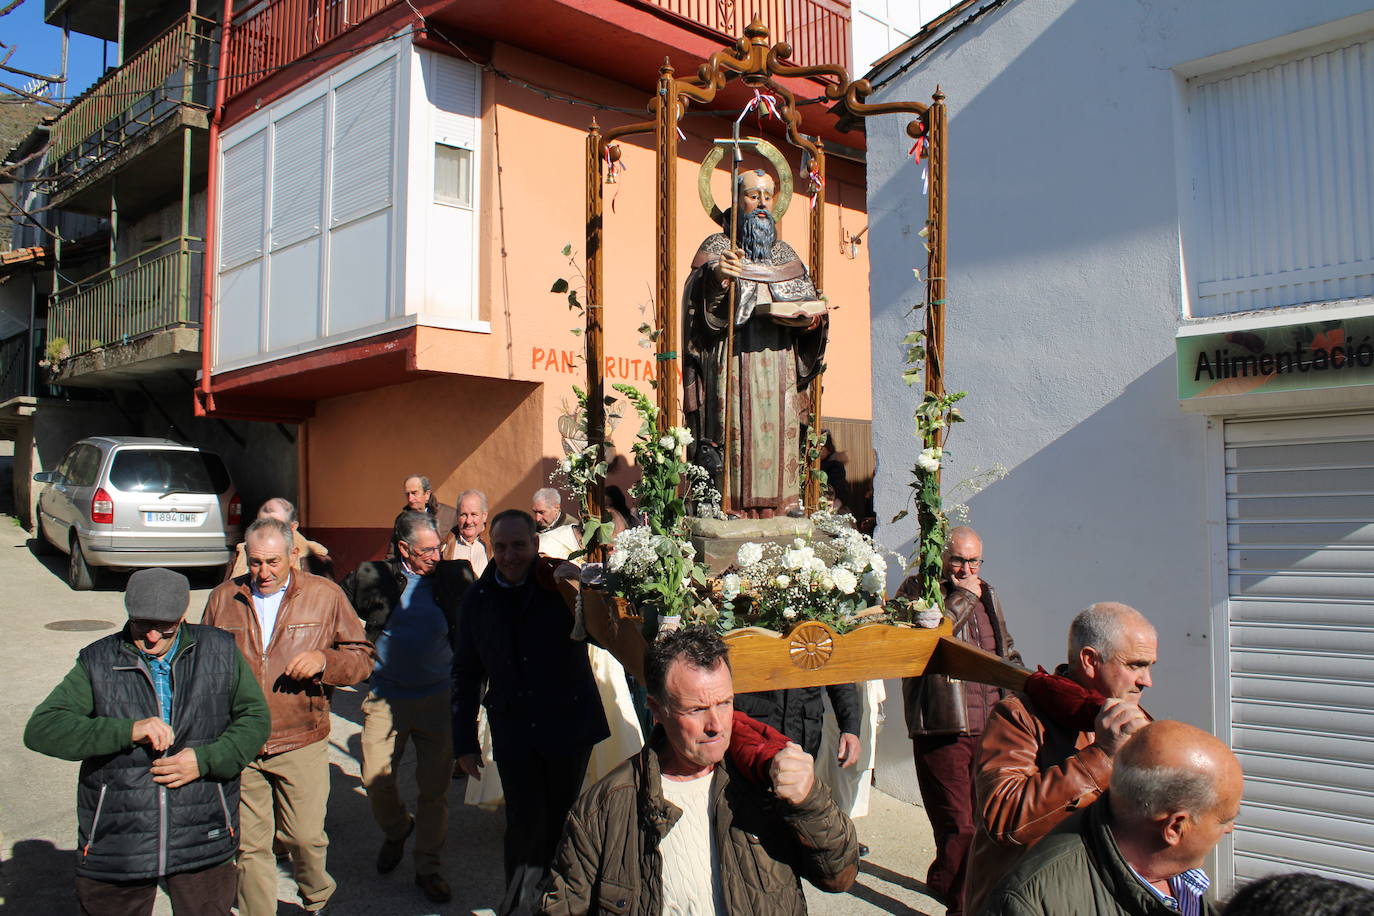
top-left (0, 517), bottom-right (945, 915)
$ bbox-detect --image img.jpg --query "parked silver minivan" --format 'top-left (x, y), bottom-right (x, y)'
top-left (33, 436), bottom-right (242, 589)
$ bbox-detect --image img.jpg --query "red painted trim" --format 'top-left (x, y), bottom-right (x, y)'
top-left (211, 327), bottom-right (416, 392)
top-left (195, 0), bottom-right (235, 418)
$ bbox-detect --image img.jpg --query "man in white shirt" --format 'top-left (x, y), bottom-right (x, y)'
top-left (540, 627), bottom-right (859, 914)
top-left (532, 487), bottom-right (581, 561)
top-left (442, 489), bottom-right (489, 575)
top-left (202, 518), bottom-right (374, 915)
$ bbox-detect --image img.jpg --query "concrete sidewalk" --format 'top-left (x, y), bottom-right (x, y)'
top-left (0, 517), bottom-right (945, 915)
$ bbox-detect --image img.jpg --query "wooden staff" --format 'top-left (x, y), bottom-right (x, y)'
top-left (721, 121), bottom-right (743, 517)
top-left (714, 133), bottom-right (761, 516)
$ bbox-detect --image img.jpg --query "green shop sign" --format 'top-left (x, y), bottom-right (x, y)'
top-left (1177, 313), bottom-right (1374, 400)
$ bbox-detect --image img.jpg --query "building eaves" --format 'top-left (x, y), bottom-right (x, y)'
top-left (863, 0), bottom-right (1022, 89)
top-left (0, 246), bottom-right (48, 274)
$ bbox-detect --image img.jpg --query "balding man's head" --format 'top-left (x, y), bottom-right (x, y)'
top-left (1068, 602), bottom-right (1157, 702)
top-left (1109, 721), bottom-right (1243, 876)
top-left (943, 526), bottom-right (984, 593)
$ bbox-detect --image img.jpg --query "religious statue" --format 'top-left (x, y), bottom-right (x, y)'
top-left (683, 165), bottom-right (828, 518)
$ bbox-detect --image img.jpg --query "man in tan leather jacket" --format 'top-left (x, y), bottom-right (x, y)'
top-left (897, 526), bottom-right (1022, 915)
top-left (965, 602), bottom-right (1155, 916)
top-left (202, 517), bottom-right (375, 915)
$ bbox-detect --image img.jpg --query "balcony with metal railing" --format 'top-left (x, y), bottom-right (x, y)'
top-left (44, 14), bottom-right (217, 211)
top-left (47, 236), bottom-right (205, 386)
top-left (224, 0), bottom-right (851, 105)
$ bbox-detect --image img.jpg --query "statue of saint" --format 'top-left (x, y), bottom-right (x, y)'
top-left (682, 168), bottom-right (828, 518)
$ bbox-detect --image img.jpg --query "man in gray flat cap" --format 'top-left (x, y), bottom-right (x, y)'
top-left (25, 568), bottom-right (271, 916)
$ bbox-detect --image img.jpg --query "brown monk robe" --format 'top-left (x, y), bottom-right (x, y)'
top-left (682, 169), bottom-right (827, 518)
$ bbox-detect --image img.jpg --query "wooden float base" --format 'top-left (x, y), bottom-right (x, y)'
top-left (576, 587), bottom-right (1030, 693)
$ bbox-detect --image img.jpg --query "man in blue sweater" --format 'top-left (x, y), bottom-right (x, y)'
top-left (343, 510), bottom-right (476, 905)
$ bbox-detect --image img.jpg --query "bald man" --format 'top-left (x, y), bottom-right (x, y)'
top-left (896, 526), bottom-right (1022, 915)
top-left (981, 721), bottom-right (1242, 915)
top-left (966, 602), bottom-right (1156, 915)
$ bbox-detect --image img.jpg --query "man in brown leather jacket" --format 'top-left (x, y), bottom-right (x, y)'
top-left (897, 526), bottom-right (1022, 915)
top-left (965, 602), bottom-right (1155, 916)
top-left (202, 517), bottom-right (375, 915)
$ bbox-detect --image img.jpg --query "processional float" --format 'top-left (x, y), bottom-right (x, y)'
top-left (567, 19), bottom-right (1028, 694)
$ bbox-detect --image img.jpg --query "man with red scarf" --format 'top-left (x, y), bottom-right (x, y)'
top-left (965, 602), bottom-right (1156, 915)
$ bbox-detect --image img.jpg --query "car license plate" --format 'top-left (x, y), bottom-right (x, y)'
top-left (144, 511), bottom-right (199, 525)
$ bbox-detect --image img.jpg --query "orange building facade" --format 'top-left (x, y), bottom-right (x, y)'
top-left (202, 0), bottom-right (874, 572)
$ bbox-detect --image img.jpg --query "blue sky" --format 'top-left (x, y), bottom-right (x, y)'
top-left (2, 0), bottom-right (110, 102)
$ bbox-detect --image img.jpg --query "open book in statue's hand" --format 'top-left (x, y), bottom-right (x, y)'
top-left (755, 299), bottom-right (828, 327)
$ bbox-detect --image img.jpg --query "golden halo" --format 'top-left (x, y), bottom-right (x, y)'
top-left (697, 137), bottom-right (793, 224)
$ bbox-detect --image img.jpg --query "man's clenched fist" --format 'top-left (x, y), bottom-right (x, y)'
top-left (769, 743), bottom-right (815, 805)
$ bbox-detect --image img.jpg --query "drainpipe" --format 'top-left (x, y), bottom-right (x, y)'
top-left (195, 0), bottom-right (233, 417)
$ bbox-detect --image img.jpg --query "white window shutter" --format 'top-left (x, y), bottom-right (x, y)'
top-left (429, 53), bottom-right (479, 149)
top-left (220, 130), bottom-right (267, 269)
top-left (271, 97), bottom-right (326, 251)
top-left (1189, 36), bottom-right (1374, 316)
top-left (331, 58), bottom-right (395, 225)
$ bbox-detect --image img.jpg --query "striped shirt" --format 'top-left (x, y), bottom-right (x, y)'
top-left (1130, 863), bottom-right (1210, 916)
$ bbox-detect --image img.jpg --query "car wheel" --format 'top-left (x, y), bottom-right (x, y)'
top-left (68, 536), bottom-right (98, 591)
top-left (32, 511), bottom-right (56, 555)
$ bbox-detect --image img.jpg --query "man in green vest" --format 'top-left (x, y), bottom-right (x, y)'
top-left (25, 568), bottom-right (271, 916)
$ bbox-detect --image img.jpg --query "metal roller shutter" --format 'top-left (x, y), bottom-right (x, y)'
top-left (1224, 413), bottom-right (1374, 888)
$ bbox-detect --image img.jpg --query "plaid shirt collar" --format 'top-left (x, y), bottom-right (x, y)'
top-left (136, 629), bottom-right (182, 724)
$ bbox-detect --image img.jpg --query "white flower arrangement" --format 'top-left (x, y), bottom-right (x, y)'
top-left (719, 511), bottom-right (894, 634)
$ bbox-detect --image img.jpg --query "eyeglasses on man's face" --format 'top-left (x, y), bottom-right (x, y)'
top-left (947, 556), bottom-right (982, 568)
top-left (405, 542), bottom-right (441, 558)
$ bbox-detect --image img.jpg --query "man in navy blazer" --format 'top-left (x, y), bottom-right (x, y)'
top-left (452, 509), bottom-right (609, 916)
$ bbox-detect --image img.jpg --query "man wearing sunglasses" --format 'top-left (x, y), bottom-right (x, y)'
top-left (342, 510), bottom-right (477, 904)
top-left (896, 526), bottom-right (1023, 916)
top-left (25, 568), bottom-right (270, 915)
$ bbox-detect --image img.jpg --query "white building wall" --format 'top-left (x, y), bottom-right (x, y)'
top-left (864, 0), bottom-right (1374, 814)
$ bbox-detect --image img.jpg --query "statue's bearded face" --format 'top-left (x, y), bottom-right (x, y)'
top-left (735, 171), bottom-right (777, 261)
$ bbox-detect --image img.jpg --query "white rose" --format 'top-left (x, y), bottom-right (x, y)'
top-left (774, 575), bottom-right (791, 588)
top-left (819, 575), bottom-right (835, 592)
top-left (659, 435), bottom-right (677, 450)
top-left (737, 542), bottom-right (764, 567)
top-left (782, 608), bottom-right (798, 620)
top-left (831, 567), bottom-right (858, 594)
top-left (673, 426), bottom-right (693, 447)
top-left (783, 547), bottom-right (813, 571)
top-left (721, 573), bottom-right (742, 601)
top-left (870, 554), bottom-right (888, 574)
top-left (861, 569), bottom-right (885, 594)
top-left (916, 446), bottom-right (942, 473)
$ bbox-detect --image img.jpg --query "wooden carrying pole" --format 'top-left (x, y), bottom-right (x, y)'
top-left (584, 122), bottom-right (607, 556)
top-left (654, 62), bottom-right (680, 432)
top-left (804, 147), bottom-right (826, 510)
top-left (925, 90), bottom-right (948, 426)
